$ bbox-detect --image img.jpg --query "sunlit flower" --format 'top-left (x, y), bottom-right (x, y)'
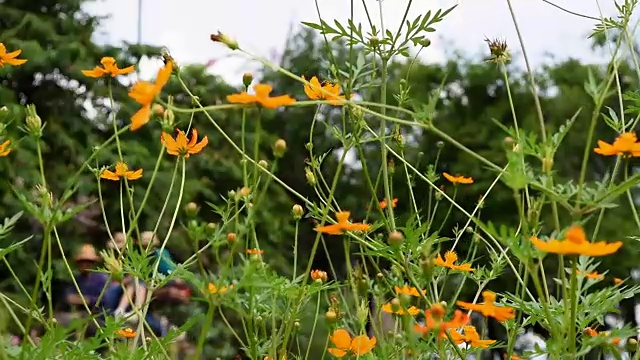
top-left (381, 302), bottom-right (421, 316)
top-left (100, 161), bottom-right (143, 181)
top-left (128, 60), bottom-right (173, 131)
top-left (327, 328), bottom-right (376, 358)
top-left (394, 285), bottom-right (426, 297)
top-left (530, 225), bottom-right (622, 257)
top-left (443, 172), bottom-right (473, 185)
top-left (449, 325), bottom-right (496, 348)
top-left (246, 248), bottom-right (264, 255)
top-left (82, 57), bottom-right (134, 78)
top-left (0, 140), bottom-right (11, 157)
top-left (594, 132), bottom-right (640, 157)
top-left (310, 269), bottom-right (328, 283)
top-left (379, 198), bottom-right (398, 209)
top-left (414, 307), bottom-right (470, 340)
top-left (315, 211), bottom-right (370, 235)
top-left (0, 43), bottom-right (27, 67)
top-left (208, 282), bottom-right (233, 294)
top-left (435, 250), bottom-right (475, 272)
top-left (161, 129), bottom-right (208, 158)
top-left (577, 270), bottom-right (604, 281)
top-left (456, 291), bottom-right (515, 322)
top-left (116, 328), bottom-right (136, 338)
top-left (302, 76), bottom-right (346, 105)
top-left (227, 83), bottom-right (296, 109)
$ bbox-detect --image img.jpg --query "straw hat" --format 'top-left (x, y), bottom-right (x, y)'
top-left (139, 231), bottom-right (160, 247)
top-left (107, 232), bottom-right (126, 250)
top-left (75, 244), bottom-right (100, 262)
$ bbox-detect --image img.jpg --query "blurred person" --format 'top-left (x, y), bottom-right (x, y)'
top-left (64, 244), bottom-right (108, 309)
top-left (139, 231), bottom-right (190, 303)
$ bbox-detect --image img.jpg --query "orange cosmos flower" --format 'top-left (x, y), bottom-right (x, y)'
top-left (161, 129), bottom-right (208, 158)
top-left (504, 354), bottom-right (524, 360)
top-left (414, 306), bottom-right (470, 340)
top-left (82, 57), bottom-right (134, 78)
top-left (379, 198), bottom-right (398, 209)
top-left (394, 285), bottom-right (426, 297)
top-left (0, 140), bottom-right (11, 157)
top-left (450, 325), bottom-right (496, 348)
top-left (0, 43), bottom-right (27, 67)
top-left (302, 76), bottom-right (346, 105)
top-left (100, 161), bottom-right (143, 181)
top-left (381, 302), bottom-right (421, 316)
top-left (443, 172), bottom-right (474, 185)
top-left (613, 278), bottom-right (624, 285)
top-left (115, 328), bottom-right (136, 338)
top-left (310, 269), bottom-right (328, 283)
top-left (594, 132), bottom-right (640, 157)
top-left (457, 291), bottom-right (515, 322)
top-left (327, 328), bottom-right (376, 358)
top-left (315, 211), bottom-right (370, 235)
top-left (530, 225), bottom-right (622, 257)
top-left (208, 283), bottom-right (233, 294)
top-left (128, 60), bottom-right (173, 131)
top-left (435, 250), bottom-right (475, 272)
top-left (584, 327), bottom-right (621, 345)
top-left (577, 270), bottom-right (604, 281)
top-left (227, 83), bottom-right (296, 109)
top-left (246, 248), bottom-right (264, 255)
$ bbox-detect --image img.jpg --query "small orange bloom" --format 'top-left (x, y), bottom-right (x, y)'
top-left (381, 302), bottom-right (421, 316)
top-left (530, 225), bottom-right (622, 257)
top-left (614, 278), bottom-right (624, 285)
top-left (457, 291), bottom-right (515, 322)
top-left (247, 248), bottom-right (264, 255)
top-left (379, 198), bottom-right (398, 209)
top-left (504, 354), bottom-right (524, 360)
top-left (310, 269), bottom-right (328, 283)
top-left (115, 328), bottom-right (136, 338)
top-left (0, 43), bottom-right (27, 67)
top-left (435, 250), bottom-right (475, 272)
top-left (100, 161), bottom-right (143, 181)
top-left (594, 132), bottom-right (640, 157)
top-left (128, 60), bottom-right (173, 131)
top-left (443, 172), bottom-right (474, 185)
top-left (414, 307), bottom-right (470, 340)
top-left (227, 83), bottom-right (296, 109)
top-left (161, 129), bottom-right (208, 158)
top-left (315, 211), bottom-right (370, 235)
top-left (208, 282), bottom-right (233, 294)
top-left (327, 328), bottom-right (376, 358)
top-left (302, 76), bottom-right (346, 105)
top-left (450, 325), bottom-right (496, 348)
top-left (584, 327), bottom-right (621, 344)
top-left (82, 57), bottom-right (134, 78)
top-left (394, 285), bottom-right (426, 297)
top-left (0, 140), bottom-right (11, 157)
top-left (577, 270), bottom-right (604, 281)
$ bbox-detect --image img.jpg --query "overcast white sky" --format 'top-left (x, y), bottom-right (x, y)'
top-left (86, 0), bottom-right (628, 85)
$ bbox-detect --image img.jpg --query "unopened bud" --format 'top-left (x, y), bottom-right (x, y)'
top-left (369, 36), bottom-right (379, 47)
top-left (388, 231), bottom-right (404, 246)
top-left (242, 73), bottom-right (253, 88)
top-left (503, 136), bottom-right (514, 146)
top-left (325, 310), bottom-right (338, 324)
top-left (227, 232), bottom-right (237, 244)
top-left (292, 204), bottom-right (304, 220)
top-left (210, 31), bottom-right (239, 51)
top-left (152, 104), bottom-right (164, 116)
top-left (239, 186), bottom-right (251, 197)
top-left (542, 156), bottom-right (554, 172)
top-left (305, 168), bottom-right (316, 186)
top-left (274, 139), bottom-right (287, 158)
top-left (25, 104), bottom-right (43, 136)
top-left (376, 272), bottom-right (384, 280)
top-left (418, 38), bottom-right (432, 47)
top-left (185, 202), bottom-right (199, 217)
top-left (626, 338), bottom-right (637, 352)
top-left (163, 108), bottom-right (175, 126)
top-left (206, 222), bottom-right (217, 233)
top-left (258, 160), bottom-right (268, 168)
top-left (436, 141), bottom-right (444, 149)
top-left (390, 297), bottom-right (401, 312)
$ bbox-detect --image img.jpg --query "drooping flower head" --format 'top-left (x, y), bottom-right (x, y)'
top-left (128, 60), bottom-right (173, 130)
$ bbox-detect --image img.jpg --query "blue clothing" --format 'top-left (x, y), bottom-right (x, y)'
top-left (102, 281), bottom-right (165, 336)
top-left (153, 249), bottom-right (177, 276)
top-left (66, 272), bottom-right (109, 307)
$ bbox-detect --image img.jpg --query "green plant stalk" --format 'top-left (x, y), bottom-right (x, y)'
top-left (292, 220), bottom-right (300, 281)
top-left (241, 108), bottom-right (248, 185)
top-left (436, 188), bottom-right (457, 235)
top-left (378, 59), bottom-right (396, 231)
top-left (568, 259), bottom-right (578, 356)
top-left (24, 224), bottom-right (51, 335)
top-left (195, 302), bottom-right (215, 359)
top-left (303, 293), bottom-right (322, 360)
top-left (624, 164), bottom-right (640, 229)
top-left (253, 110), bottom-right (262, 187)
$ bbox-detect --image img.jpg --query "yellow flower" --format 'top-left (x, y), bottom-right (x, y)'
top-left (594, 132), bottom-right (640, 157)
top-left (0, 140), bottom-right (11, 157)
top-left (315, 211), bottom-right (370, 235)
top-left (115, 328), bottom-right (136, 338)
top-left (450, 326), bottom-right (496, 348)
top-left (530, 225), bottom-right (622, 257)
top-left (381, 302), bottom-right (421, 316)
top-left (227, 84), bottom-right (296, 109)
top-left (328, 328), bottom-right (376, 358)
top-left (577, 270), bottom-right (604, 281)
top-left (82, 57), bottom-right (134, 78)
top-left (0, 43), bottom-right (27, 67)
top-left (443, 172), bottom-right (474, 185)
top-left (456, 291), bottom-right (515, 322)
top-left (434, 250), bottom-right (475, 272)
top-left (128, 61), bottom-right (173, 131)
top-left (302, 76), bottom-right (346, 105)
top-left (394, 285), bottom-right (425, 297)
top-left (310, 269), bottom-right (328, 283)
top-left (100, 161), bottom-right (143, 181)
top-left (208, 282), bottom-right (233, 294)
top-left (161, 129), bottom-right (208, 158)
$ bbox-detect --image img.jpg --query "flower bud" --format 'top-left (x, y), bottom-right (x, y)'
top-left (185, 202), bottom-right (199, 217)
top-left (210, 31), bottom-right (239, 51)
top-left (152, 104), bottom-right (165, 116)
top-left (206, 222), bottom-right (217, 233)
top-left (274, 139), bottom-right (287, 158)
top-left (25, 104), bottom-right (43, 136)
top-left (542, 156), bottom-right (554, 172)
top-left (292, 204), bottom-right (304, 220)
top-left (626, 338), bottom-right (637, 352)
top-left (325, 310), bottom-right (338, 324)
top-left (388, 231), bottom-right (404, 247)
top-left (436, 141), bottom-right (444, 149)
top-left (258, 160), bottom-right (268, 168)
top-left (242, 73), bottom-right (253, 88)
top-left (369, 36), bottom-right (379, 47)
top-left (227, 232), bottom-right (237, 244)
top-left (503, 136), bottom-right (514, 146)
top-left (305, 168), bottom-right (316, 186)
top-left (163, 108), bottom-right (175, 126)
top-left (390, 297), bottom-right (401, 312)
top-left (311, 269), bottom-right (328, 284)
top-left (239, 186), bottom-right (251, 197)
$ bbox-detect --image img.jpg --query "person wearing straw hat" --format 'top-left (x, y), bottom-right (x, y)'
top-left (64, 244), bottom-right (108, 308)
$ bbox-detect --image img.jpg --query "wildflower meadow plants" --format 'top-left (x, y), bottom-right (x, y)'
top-left (2, 1), bottom-right (640, 359)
